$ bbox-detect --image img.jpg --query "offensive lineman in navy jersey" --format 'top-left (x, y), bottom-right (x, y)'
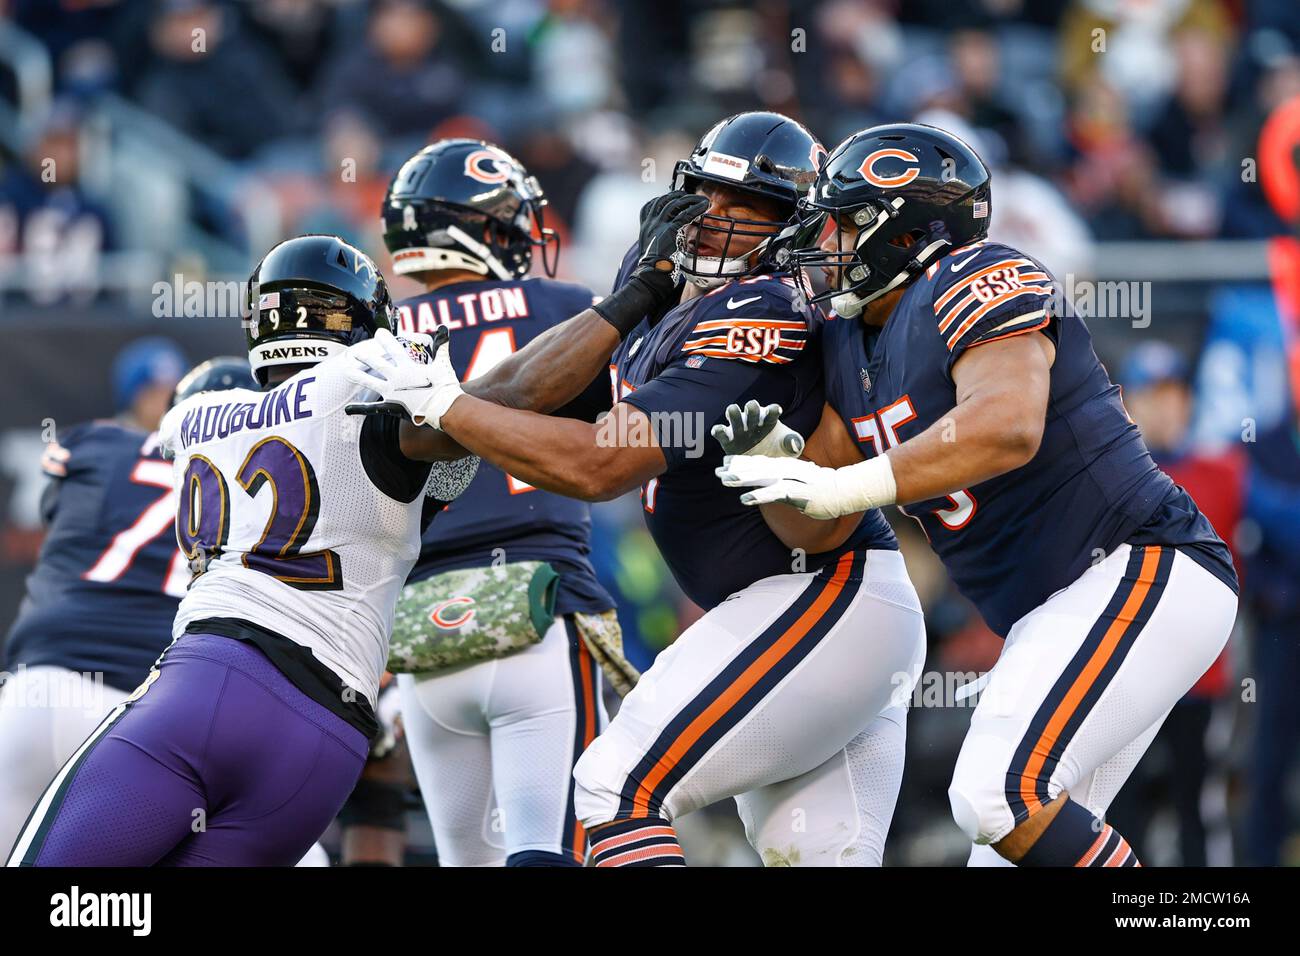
top-left (346, 113), bottom-right (926, 866)
top-left (718, 123), bottom-right (1238, 867)
top-left (375, 139), bottom-right (620, 866)
top-left (0, 347), bottom-right (253, 857)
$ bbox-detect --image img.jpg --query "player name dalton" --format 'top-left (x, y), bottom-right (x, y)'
top-left (398, 286), bottom-right (530, 333)
top-left (50, 886), bottom-right (151, 936)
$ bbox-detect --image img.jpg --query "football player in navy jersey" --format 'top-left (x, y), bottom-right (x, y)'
top-left (0, 348), bottom-right (252, 857)
top-left (369, 139), bottom-right (621, 867)
top-left (718, 123), bottom-right (1239, 867)
top-left (346, 113), bottom-right (926, 867)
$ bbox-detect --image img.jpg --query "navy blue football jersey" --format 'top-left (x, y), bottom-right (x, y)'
top-left (609, 247), bottom-right (897, 610)
top-left (396, 277), bottom-right (614, 614)
top-left (4, 422), bottom-right (185, 692)
top-left (827, 240), bottom-right (1236, 636)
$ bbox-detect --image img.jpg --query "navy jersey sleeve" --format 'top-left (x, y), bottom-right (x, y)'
top-left (36, 423), bottom-right (97, 525)
top-left (619, 282), bottom-right (809, 467)
top-left (608, 242), bottom-right (640, 295)
top-left (929, 243), bottom-right (1057, 380)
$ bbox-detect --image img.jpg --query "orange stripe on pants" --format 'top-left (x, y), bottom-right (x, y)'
top-left (629, 552), bottom-right (855, 818)
top-left (1019, 547), bottom-right (1163, 815)
top-left (572, 639), bottom-right (597, 861)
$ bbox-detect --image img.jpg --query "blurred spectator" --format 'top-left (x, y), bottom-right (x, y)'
top-left (109, 335), bottom-right (186, 432)
top-left (1146, 25), bottom-right (1232, 179)
top-left (262, 110), bottom-right (388, 254)
top-left (513, 126), bottom-right (600, 246)
top-left (238, 0), bottom-right (359, 97)
top-left (916, 108), bottom-right (1094, 277)
top-left (948, 28), bottom-right (1025, 159)
top-left (135, 0), bottom-right (298, 160)
top-left (1064, 80), bottom-right (1218, 239)
top-left (315, 0), bottom-right (472, 141)
top-left (0, 101), bottom-right (114, 305)
top-left (531, 0), bottom-right (616, 118)
top-left (10, 0), bottom-right (142, 94)
top-left (800, 0), bottom-right (900, 145)
top-left (1106, 341), bottom-right (1244, 866)
top-left (1058, 0), bottom-right (1233, 124)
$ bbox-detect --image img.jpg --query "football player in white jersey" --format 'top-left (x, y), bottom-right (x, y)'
top-left (7, 235), bottom-right (477, 867)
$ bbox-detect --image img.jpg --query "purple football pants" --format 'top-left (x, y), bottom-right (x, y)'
top-left (7, 633), bottom-right (368, 866)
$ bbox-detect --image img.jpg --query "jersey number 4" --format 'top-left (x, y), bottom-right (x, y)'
top-left (466, 327), bottom-right (534, 494)
top-left (852, 396), bottom-right (977, 531)
top-left (177, 436), bottom-right (343, 590)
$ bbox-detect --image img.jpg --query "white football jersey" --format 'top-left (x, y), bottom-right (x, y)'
top-left (159, 353), bottom-right (424, 706)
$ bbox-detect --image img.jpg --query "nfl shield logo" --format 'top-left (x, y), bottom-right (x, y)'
top-left (859, 367), bottom-right (871, 391)
top-left (686, 354), bottom-right (706, 369)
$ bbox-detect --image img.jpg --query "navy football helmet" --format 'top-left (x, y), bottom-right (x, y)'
top-left (793, 123), bottom-right (992, 315)
top-left (173, 356), bottom-right (257, 404)
top-left (245, 235), bottom-right (396, 386)
top-left (382, 138), bottom-right (557, 281)
top-left (671, 111), bottom-right (827, 288)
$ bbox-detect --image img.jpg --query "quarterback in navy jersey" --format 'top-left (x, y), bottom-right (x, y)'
top-left (373, 139), bottom-right (618, 867)
top-left (0, 345), bottom-right (251, 858)
top-left (719, 123), bottom-right (1238, 868)
top-left (348, 113), bottom-right (926, 867)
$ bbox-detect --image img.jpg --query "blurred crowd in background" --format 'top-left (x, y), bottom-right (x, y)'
top-left (1, 0), bottom-right (1298, 866)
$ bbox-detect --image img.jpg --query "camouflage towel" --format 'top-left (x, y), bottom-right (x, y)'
top-left (387, 561), bottom-right (559, 674)
top-left (572, 609), bottom-right (640, 697)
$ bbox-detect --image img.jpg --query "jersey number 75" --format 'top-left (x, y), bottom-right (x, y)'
top-left (852, 395), bottom-right (977, 531)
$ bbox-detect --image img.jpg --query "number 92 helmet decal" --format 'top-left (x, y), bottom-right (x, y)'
top-left (244, 234), bottom-right (397, 386)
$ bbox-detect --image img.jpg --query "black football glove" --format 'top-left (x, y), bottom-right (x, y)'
top-left (594, 190), bottom-right (709, 338)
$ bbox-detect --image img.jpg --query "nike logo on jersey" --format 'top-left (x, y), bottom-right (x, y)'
top-left (628, 337), bottom-right (643, 357)
top-left (950, 252), bottom-right (981, 273)
top-left (727, 295), bottom-right (762, 310)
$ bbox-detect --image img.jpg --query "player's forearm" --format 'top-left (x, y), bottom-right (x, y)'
top-left (463, 310), bottom-right (619, 413)
top-left (438, 395), bottom-right (641, 500)
top-left (758, 503), bottom-right (864, 554)
top-left (887, 389), bottom-right (1042, 505)
top-left (398, 420), bottom-right (471, 461)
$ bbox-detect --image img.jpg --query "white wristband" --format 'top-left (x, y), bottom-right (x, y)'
top-left (750, 420), bottom-right (805, 458)
top-left (833, 453), bottom-right (898, 513)
top-left (413, 385), bottom-right (464, 430)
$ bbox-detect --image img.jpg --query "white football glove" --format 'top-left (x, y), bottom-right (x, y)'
top-left (343, 327), bottom-right (463, 428)
top-left (715, 452), bottom-right (897, 519)
top-left (710, 400), bottom-right (805, 458)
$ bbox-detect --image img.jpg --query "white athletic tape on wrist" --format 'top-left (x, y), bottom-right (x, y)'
top-left (833, 454), bottom-right (898, 514)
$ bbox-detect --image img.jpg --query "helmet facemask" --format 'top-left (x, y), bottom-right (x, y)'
top-left (672, 210), bottom-right (790, 289)
top-left (793, 196), bottom-right (950, 316)
top-left (670, 174), bottom-right (798, 290)
top-left (389, 192), bottom-right (558, 282)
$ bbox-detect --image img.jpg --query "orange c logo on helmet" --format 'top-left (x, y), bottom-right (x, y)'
top-left (858, 148), bottom-right (920, 188)
top-left (810, 142), bottom-right (828, 171)
top-left (463, 149), bottom-right (510, 185)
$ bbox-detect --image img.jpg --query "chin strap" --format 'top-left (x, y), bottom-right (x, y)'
top-left (672, 226), bottom-right (774, 289)
top-left (834, 235), bottom-right (951, 316)
top-left (392, 224), bottom-right (514, 281)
